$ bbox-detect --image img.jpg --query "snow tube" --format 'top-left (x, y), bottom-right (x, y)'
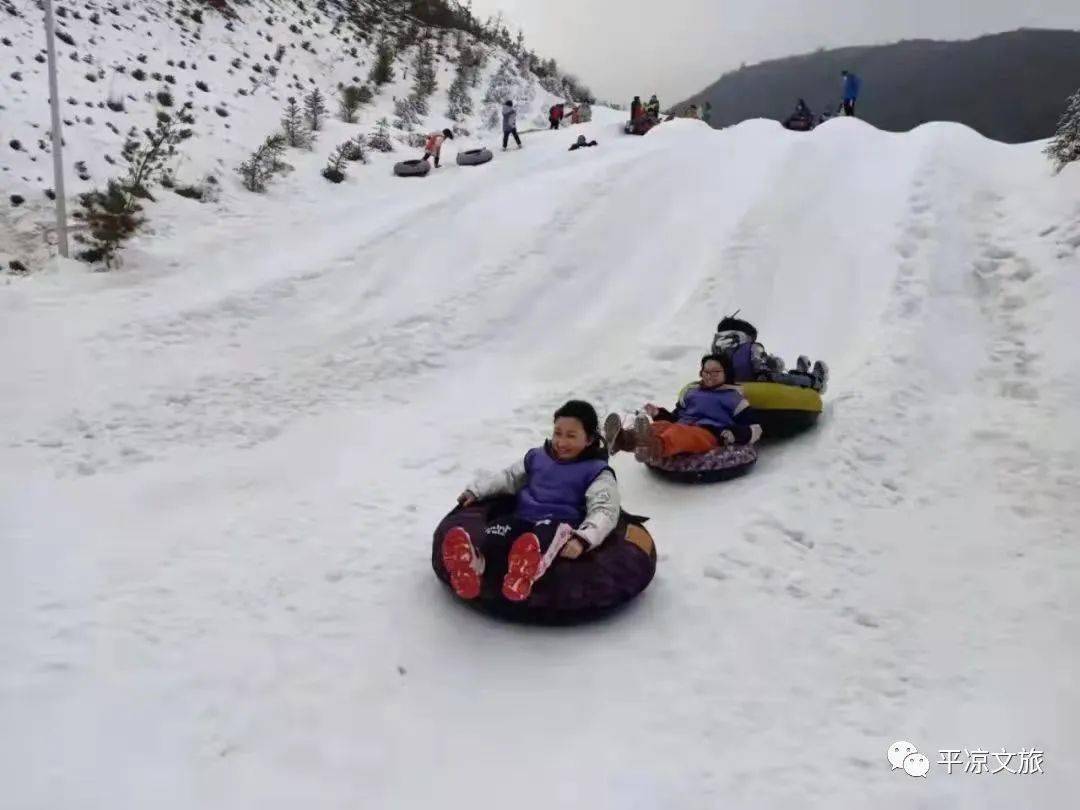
top-left (740, 381), bottom-right (822, 438)
top-left (624, 117), bottom-right (658, 136)
top-left (393, 159), bottom-right (430, 177)
top-left (642, 444), bottom-right (757, 483)
top-left (456, 148), bottom-right (493, 167)
top-left (432, 497), bottom-right (656, 625)
top-left (782, 115), bottom-right (815, 132)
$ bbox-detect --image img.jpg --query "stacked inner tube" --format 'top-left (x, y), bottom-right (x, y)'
top-left (394, 159), bottom-right (430, 177)
top-left (456, 148), bottom-right (493, 166)
top-left (739, 382), bottom-right (822, 439)
top-left (432, 496), bottom-right (656, 625)
top-left (641, 444), bottom-right (757, 483)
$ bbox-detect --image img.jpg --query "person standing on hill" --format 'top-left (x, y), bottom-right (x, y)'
top-left (646, 94), bottom-right (661, 119)
top-left (841, 70), bottom-right (862, 116)
top-left (630, 95), bottom-right (644, 121)
top-left (502, 100), bottom-right (522, 150)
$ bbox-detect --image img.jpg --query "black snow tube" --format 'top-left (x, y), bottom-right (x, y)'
top-left (456, 148), bottom-right (493, 166)
top-left (432, 497), bottom-right (657, 625)
top-left (394, 159), bottom-right (431, 177)
top-left (642, 444), bottom-right (757, 483)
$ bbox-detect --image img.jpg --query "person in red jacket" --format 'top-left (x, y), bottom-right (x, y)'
top-left (421, 128), bottom-right (454, 168)
top-left (549, 103), bottom-right (565, 130)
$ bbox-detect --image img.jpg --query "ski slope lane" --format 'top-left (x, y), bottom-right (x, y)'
top-left (2, 118), bottom-right (1079, 810)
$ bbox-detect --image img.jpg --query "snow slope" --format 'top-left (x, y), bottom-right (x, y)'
top-left (0, 0), bottom-right (569, 271)
top-left (3, 111), bottom-right (1080, 808)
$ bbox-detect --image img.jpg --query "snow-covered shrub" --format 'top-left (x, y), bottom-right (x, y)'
top-left (322, 143), bottom-right (349, 183)
top-left (237, 133), bottom-right (289, 192)
top-left (367, 118), bottom-right (394, 152)
top-left (342, 136), bottom-right (367, 163)
top-left (393, 96), bottom-right (421, 131)
top-left (481, 58), bottom-right (534, 130)
top-left (1045, 88), bottom-right (1080, 174)
top-left (338, 84), bottom-right (371, 123)
top-left (71, 181), bottom-right (144, 268)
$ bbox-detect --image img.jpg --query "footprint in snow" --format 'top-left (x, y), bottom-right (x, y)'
top-left (840, 606), bottom-right (880, 629)
top-left (895, 240), bottom-right (917, 259)
top-left (702, 566), bottom-right (728, 582)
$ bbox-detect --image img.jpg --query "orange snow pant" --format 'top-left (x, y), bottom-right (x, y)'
top-left (652, 422), bottom-right (719, 457)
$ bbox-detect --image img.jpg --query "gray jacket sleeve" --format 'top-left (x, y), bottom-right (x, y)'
top-left (466, 458), bottom-right (528, 500)
top-left (749, 343), bottom-right (771, 375)
top-left (574, 470), bottom-right (620, 550)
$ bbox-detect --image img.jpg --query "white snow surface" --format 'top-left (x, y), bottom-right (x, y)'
top-left (4, 85), bottom-right (1080, 810)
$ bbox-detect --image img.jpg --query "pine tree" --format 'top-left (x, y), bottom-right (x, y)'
top-left (237, 133), bottom-right (289, 192)
top-left (339, 84), bottom-right (369, 123)
top-left (394, 96), bottom-right (421, 131)
top-left (121, 110), bottom-right (193, 199)
top-left (483, 58), bottom-right (518, 104)
top-left (344, 0), bottom-right (363, 33)
top-left (71, 181), bottom-right (144, 268)
top-left (469, 48), bottom-right (485, 88)
top-left (304, 88), bottom-right (327, 131)
top-left (1045, 88), bottom-right (1080, 174)
top-left (342, 135), bottom-right (368, 163)
top-left (447, 61), bottom-right (473, 121)
top-left (281, 96), bottom-right (311, 148)
top-left (369, 37), bottom-right (396, 86)
top-left (322, 143), bottom-right (348, 183)
top-left (411, 39), bottom-right (438, 104)
top-left (368, 117), bottom-right (395, 152)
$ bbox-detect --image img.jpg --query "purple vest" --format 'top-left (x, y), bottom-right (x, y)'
top-left (515, 446), bottom-right (610, 524)
top-left (729, 342), bottom-right (756, 382)
top-left (679, 385), bottom-right (744, 430)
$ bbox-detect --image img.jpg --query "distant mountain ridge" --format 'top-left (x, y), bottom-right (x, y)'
top-left (678, 29), bottom-right (1080, 143)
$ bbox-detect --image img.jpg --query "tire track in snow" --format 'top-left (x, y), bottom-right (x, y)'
top-left (10, 148), bottom-right (652, 477)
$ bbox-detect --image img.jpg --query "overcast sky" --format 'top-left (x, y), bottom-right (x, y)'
top-left (467, 0), bottom-right (1080, 103)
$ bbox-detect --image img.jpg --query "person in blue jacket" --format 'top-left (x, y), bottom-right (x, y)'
top-left (841, 70), bottom-right (862, 117)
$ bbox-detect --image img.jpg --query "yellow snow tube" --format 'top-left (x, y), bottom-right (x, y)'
top-left (740, 382), bottom-right (822, 413)
top-left (739, 382), bottom-right (821, 438)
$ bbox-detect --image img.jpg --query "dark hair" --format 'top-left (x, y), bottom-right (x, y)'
top-left (700, 353), bottom-right (734, 381)
top-left (553, 399), bottom-right (599, 436)
top-left (716, 315), bottom-right (758, 342)
top-left (442, 128), bottom-right (453, 139)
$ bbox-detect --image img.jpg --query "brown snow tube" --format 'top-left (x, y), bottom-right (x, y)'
top-left (432, 496), bottom-right (656, 625)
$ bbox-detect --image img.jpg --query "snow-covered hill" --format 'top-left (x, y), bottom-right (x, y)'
top-left (3, 14), bottom-right (1080, 809)
top-left (3, 113), bottom-right (1079, 808)
top-left (1, 0), bottom-right (578, 271)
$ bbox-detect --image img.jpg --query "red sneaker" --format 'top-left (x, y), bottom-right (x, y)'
top-left (502, 532), bottom-right (543, 602)
top-left (442, 526), bottom-right (483, 600)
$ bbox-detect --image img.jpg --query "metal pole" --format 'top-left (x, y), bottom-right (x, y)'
top-left (43, 0), bottom-right (69, 258)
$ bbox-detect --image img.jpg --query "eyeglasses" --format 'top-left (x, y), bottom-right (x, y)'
top-left (701, 369), bottom-right (725, 376)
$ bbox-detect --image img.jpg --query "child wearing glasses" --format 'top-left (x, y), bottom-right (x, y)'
top-left (604, 354), bottom-right (762, 459)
